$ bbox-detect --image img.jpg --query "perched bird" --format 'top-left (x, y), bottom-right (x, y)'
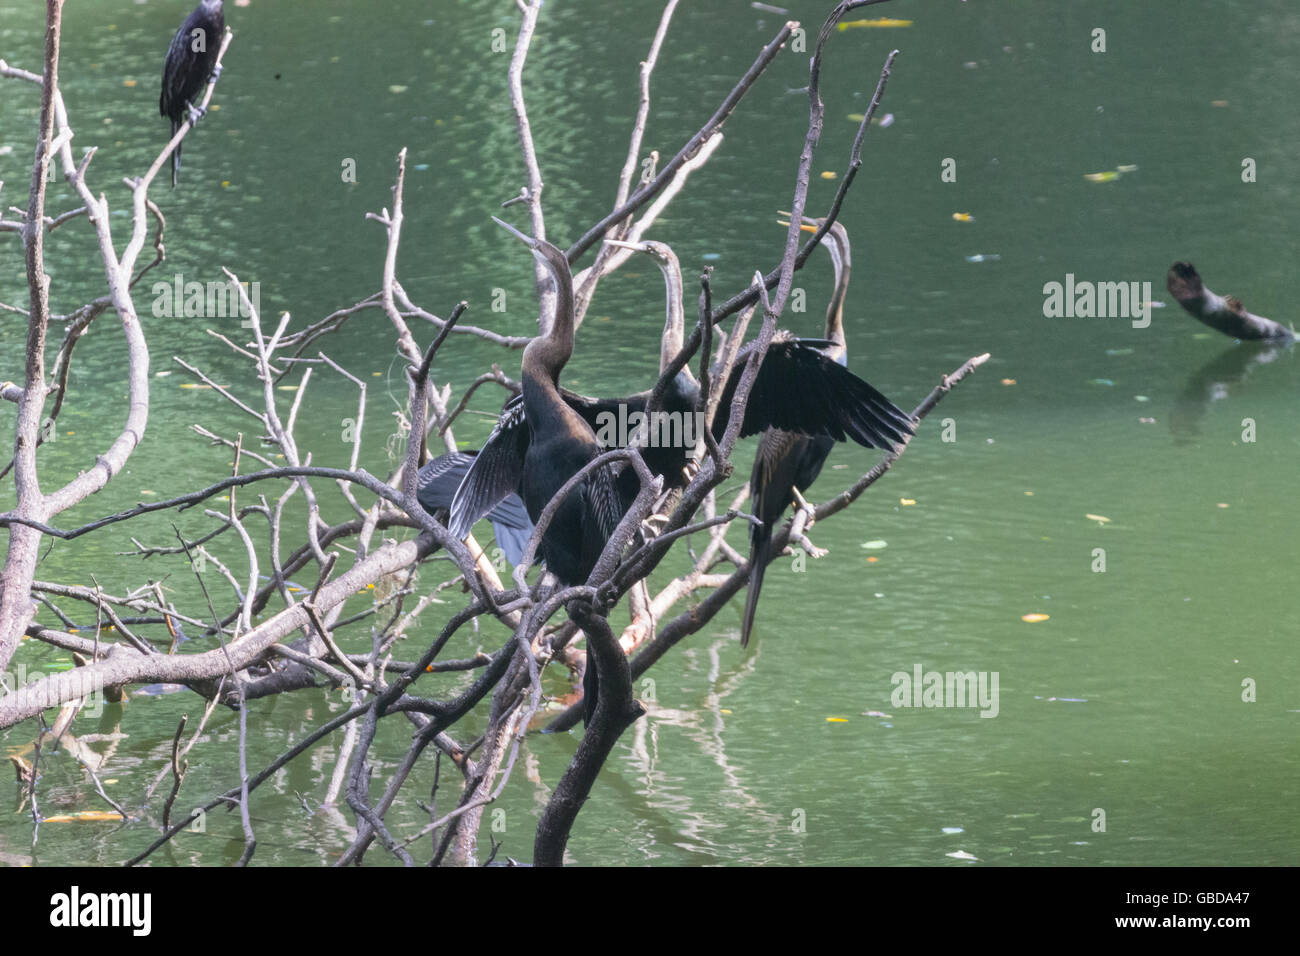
top-left (160, 0), bottom-right (225, 187)
top-left (416, 451), bottom-right (533, 566)
top-left (451, 224), bottom-right (912, 717)
top-left (489, 219), bottom-right (625, 590)
top-left (478, 219), bottom-right (626, 727)
top-left (451, 237), bottom-right (912, 543)
top-left (740, 218), bottom-right (891, 648)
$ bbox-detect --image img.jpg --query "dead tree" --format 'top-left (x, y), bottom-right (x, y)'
top-left (0, 0), bottom-right (988, 866)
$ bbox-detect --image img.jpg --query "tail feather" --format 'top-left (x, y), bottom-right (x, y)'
top-left (170, 122), bottom-right (182, 187)
top-left (740, 523), bottom-right (772, 649)
top-left (582, 653), bottom-right (598, 727)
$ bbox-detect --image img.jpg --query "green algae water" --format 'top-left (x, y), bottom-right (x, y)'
top-left (0, 0), bottom-right (1296, 865)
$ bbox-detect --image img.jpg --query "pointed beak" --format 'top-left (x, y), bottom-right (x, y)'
top-left (492, 216), bottom-right (536, 248)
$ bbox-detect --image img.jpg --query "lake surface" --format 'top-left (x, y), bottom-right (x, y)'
top-left (1, 0), bottom-right (1296, 866)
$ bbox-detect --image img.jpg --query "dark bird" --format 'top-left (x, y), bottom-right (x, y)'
top-left (160, 0), bottom-right (224, 187)
top-left (416, 451), bottom-right (532, 566)
top-left (471, 219), bottom-right (626, 727)
top-left (484, 219), bottom-right (625, 590)
top-left (740, 217), bottom-right (891, 648)
top-left (451, 237), bottom-right (912, 543)
top-left (450, 224), bottom-right (913, 718)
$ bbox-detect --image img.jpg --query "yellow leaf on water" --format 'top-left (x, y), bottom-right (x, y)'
top-left (819, 171), bottom-right (837, 180)
top-left (123, 79), bottom-right (136, 88)
top-left (900, 498), bottom-right (916, 506)
top-left (826, 717), bottom-right (849, 723)
top-left (1021, 613), bottom-right (1050, 623)
top-left (42, 811), bottom-right (126, 823)
top-left (847, 113), bottom-right (866, 123)
top-left (952, 212), bottom-right (974, 222)
top-left (1085, 513), bottom-right (1111, 524)
top-left (1001, 378), bottom-right (1016, 386)
top-left (1084, 171), bottom-right (1120, 183)
top-left (838, 18), bottom-right (913, 30)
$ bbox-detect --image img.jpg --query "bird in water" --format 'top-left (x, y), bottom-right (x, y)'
top-left (160, 0), bottom-right (224, 187)
top-left (416, 451), bottom-right (533, 566)
top-left (740, 217), bottom-right (895, 648)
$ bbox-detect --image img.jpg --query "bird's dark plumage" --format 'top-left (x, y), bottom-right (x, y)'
top-left (740, 219), bottom-right (907, 647)
top-left (416, 451), bottom-right (533, 566)
top-left (160, 0), bottom-right (224, 187)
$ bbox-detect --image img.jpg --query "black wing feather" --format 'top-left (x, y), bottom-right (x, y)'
top-left (448, 399), bottom-right (530, 541)
top-left (715, 337), bottom-right (914, 450)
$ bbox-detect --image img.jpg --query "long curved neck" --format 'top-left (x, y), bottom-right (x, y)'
top-left (824, 232), bottom-right (850, 353)
top-left (522, 241), bottom-right (577, 408)
top-left (655, 249), bottom-right (687, 375)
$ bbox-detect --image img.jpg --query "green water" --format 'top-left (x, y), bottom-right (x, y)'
top-left (1, 0), bottom-right (1297, 866)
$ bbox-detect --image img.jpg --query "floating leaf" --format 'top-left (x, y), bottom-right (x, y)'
top-left (860, 539), bottom-right (888, 550)
top-left (900, 498), bottom-right (916, 506)
top-left (1084, 513), bottom-right (1110, 524)
top-left (1084, 170), bottom-right (1120, 183)
top-left (826, 717), bottom-right (848, 723)
top-left (1021, 613), bottom-right (1050, 623)
top-left (42, 811), bottom-right (126, 823)
top-left (847, 113), bottom-right (866, 123)
top-left (819, 170), bottom-right (837, 180)
top-left (952, 212), bottom-right (975, 222)
top-left (838, 17), bottom-right (913, 29)
top-left (1001, 378), bottom-right (1016, 386)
